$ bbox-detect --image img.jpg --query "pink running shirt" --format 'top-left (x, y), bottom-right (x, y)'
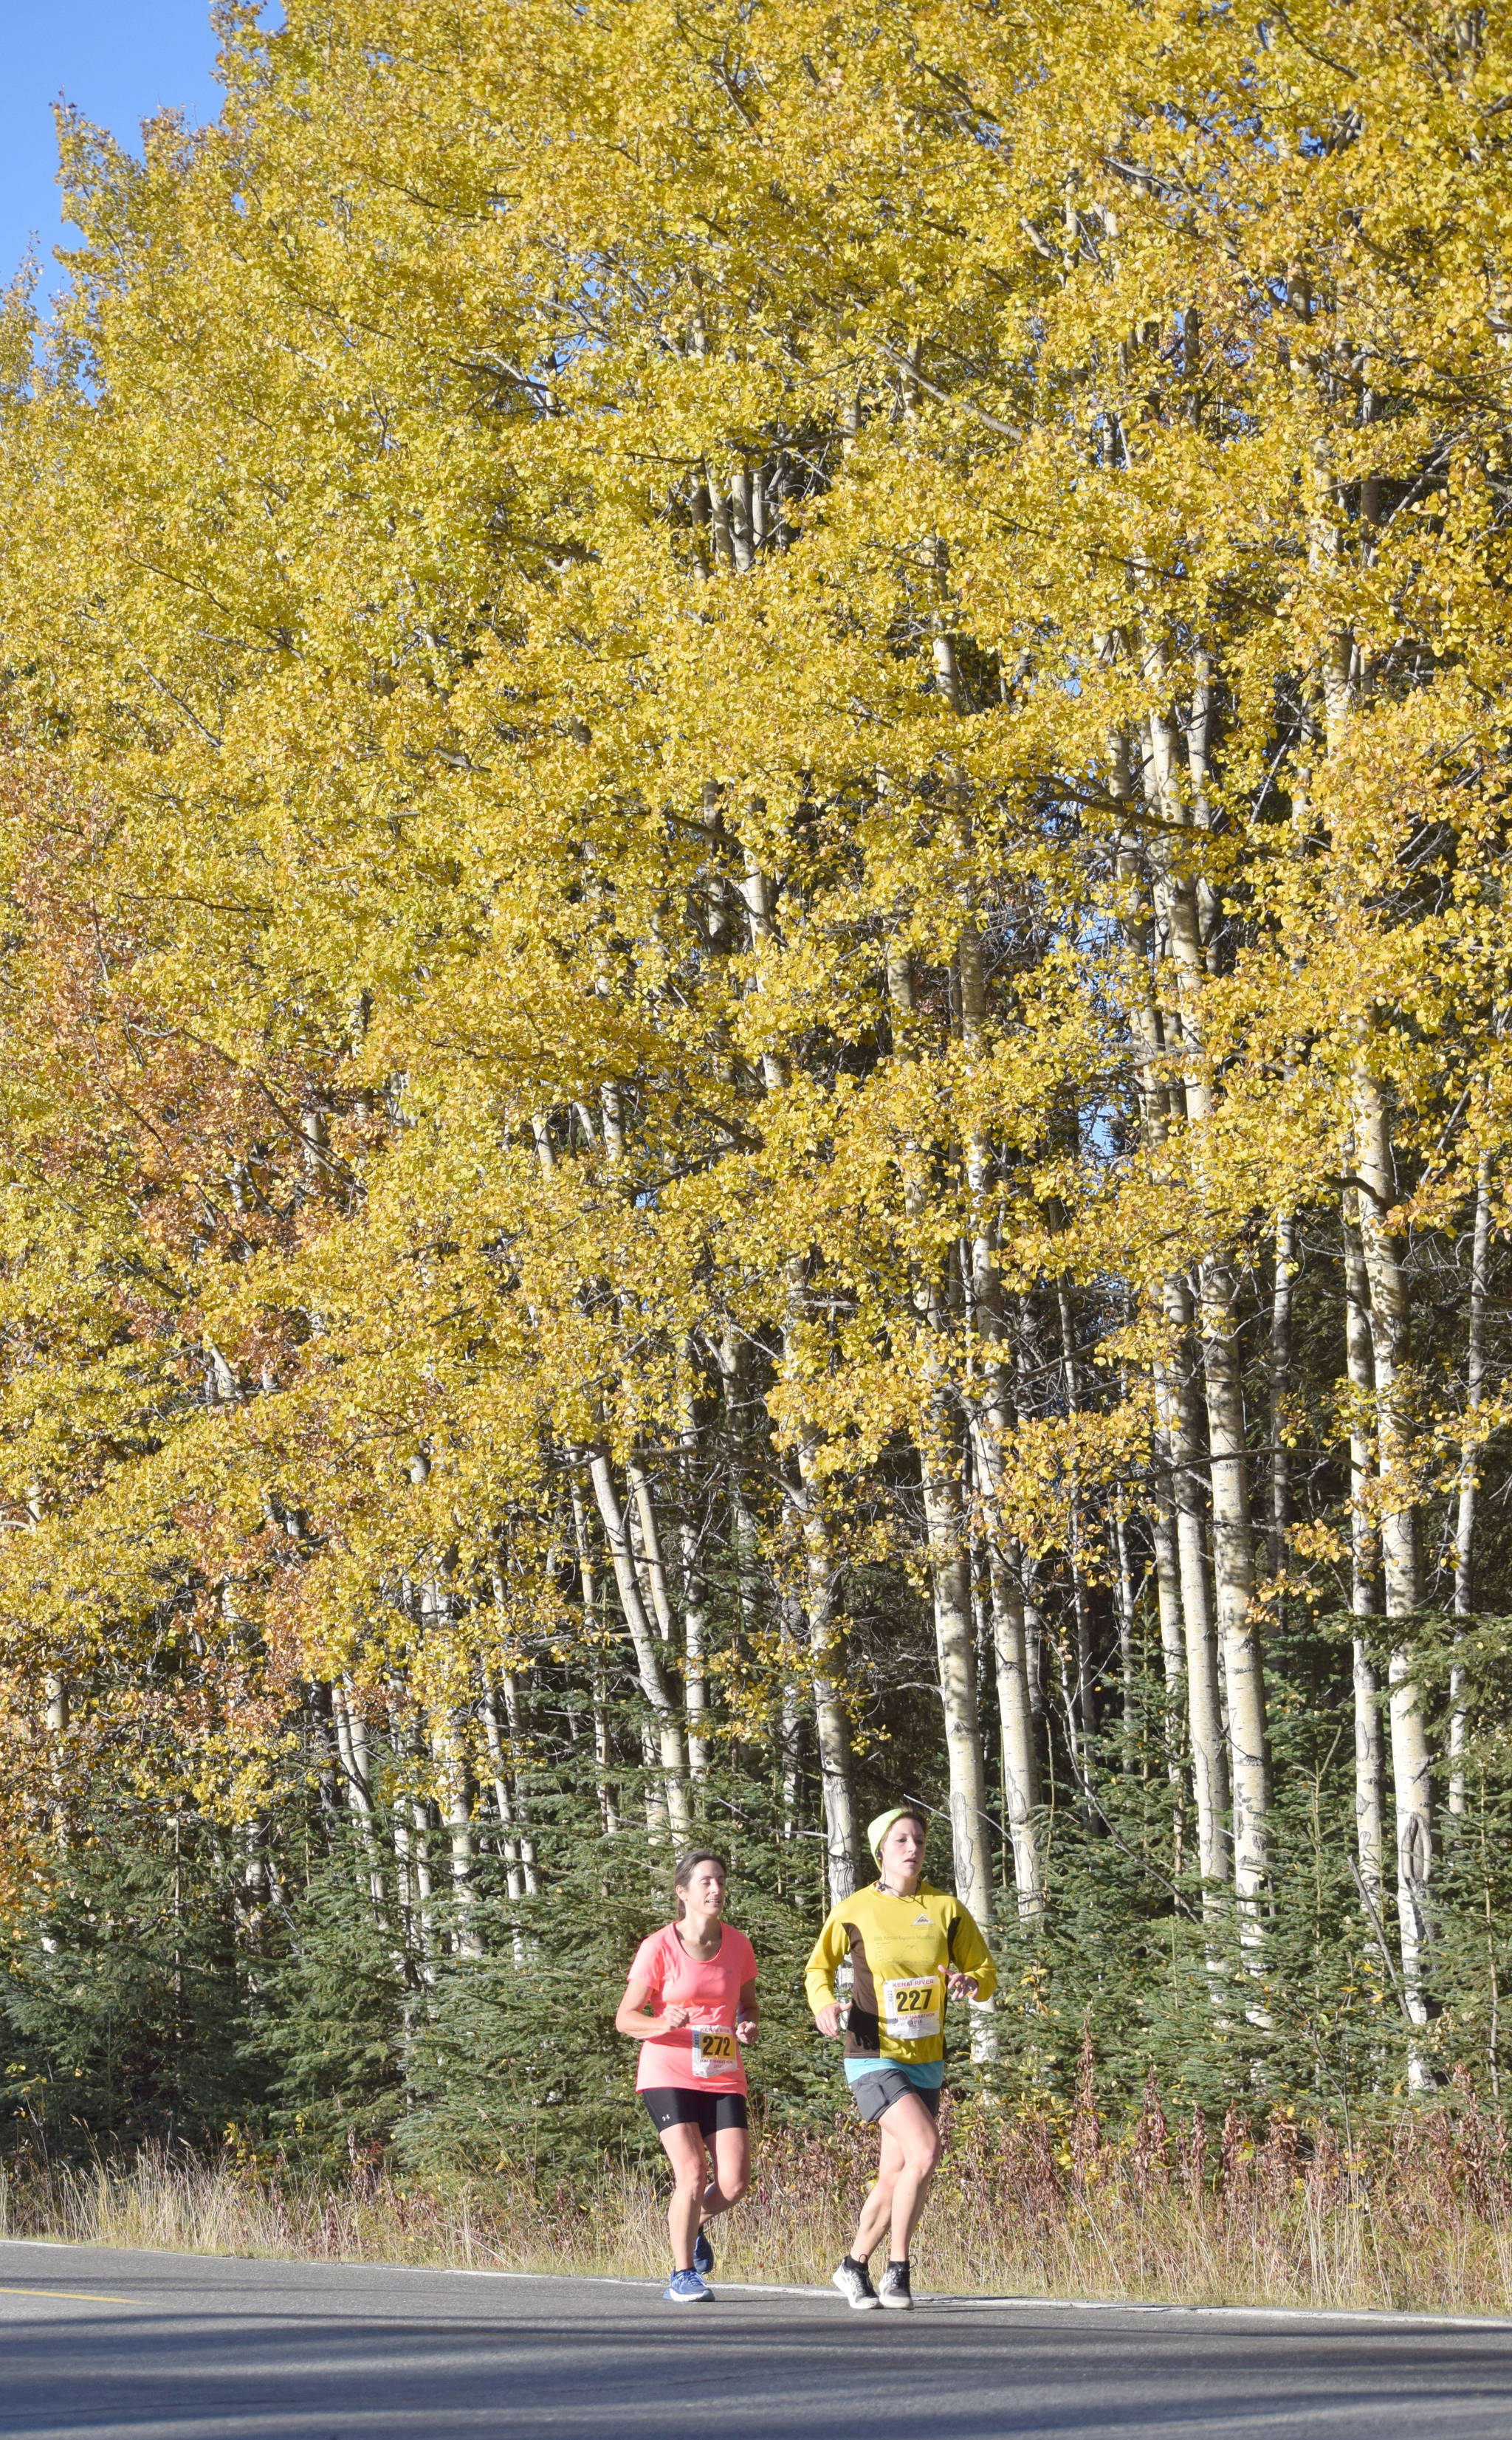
top-left (629, 1922), bottom-right (757, 2093)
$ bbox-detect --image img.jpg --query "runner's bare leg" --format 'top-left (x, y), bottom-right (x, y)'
top-left (659, 2123), bottom-right (710, 2270)
top-left (700, 2125), bottom-right (751, 2224)
top-left (848, 2094), bottom-right (939, 2262)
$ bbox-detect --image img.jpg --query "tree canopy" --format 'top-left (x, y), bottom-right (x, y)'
top-left (2, 0), bottom-right (1512, 2155)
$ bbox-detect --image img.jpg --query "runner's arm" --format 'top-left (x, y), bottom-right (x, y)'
top-left (946, 1906), bottom-right (998, 2004)
top-left (735, 1976), bottom-right (758, 2043)
top-left (615, 1968), bottom-right (690, 2038)
top-left (804, 1909), bottom-right (849, 2038)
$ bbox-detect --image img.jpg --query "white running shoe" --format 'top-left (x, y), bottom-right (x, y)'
top-left (831, 2259), bottom-right (881, 2310)
top-left (877, 2261), bottom-right (913, 2309)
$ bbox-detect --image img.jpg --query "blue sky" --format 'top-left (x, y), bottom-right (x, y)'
top-left (0, 1), bottom-right (226, 305)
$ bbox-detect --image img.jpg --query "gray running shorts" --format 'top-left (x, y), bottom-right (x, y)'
top-left (849, 2066), bottom-right (942, 2124)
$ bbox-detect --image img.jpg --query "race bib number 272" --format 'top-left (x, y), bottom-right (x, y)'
top-left (692, 2025), bottom-right (738, 2078)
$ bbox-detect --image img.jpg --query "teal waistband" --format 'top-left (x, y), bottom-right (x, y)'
top-left (843, 2056), bottom-right (944, 2090)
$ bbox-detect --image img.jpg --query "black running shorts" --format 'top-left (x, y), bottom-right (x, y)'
top-left (640, 2086), bottom-right (749, 2137)
top-left (849, 2066), bottom-right (943, 2124)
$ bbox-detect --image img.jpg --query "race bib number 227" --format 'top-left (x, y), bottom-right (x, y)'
top-left (882, 1977), bottom-right (941, 2040)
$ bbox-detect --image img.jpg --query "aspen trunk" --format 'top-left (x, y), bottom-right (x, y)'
top-left (434, 1722), bottom-right (481, 1959)
top-left (737, 828), bottom-right (858, 1890)
top-left (498, 1668), bottom-right (539, 1893)
top-left (44, 1667), bottom-right (69, 1854)
top-left (569, 1482), bottom-right (619, 1838)
top-left (1150, 1471), bottom-right (1187, 1712)
top-left (626, 1458), bottom-right (675, 1646)
top-left (1342, 1200), bottom-right (1386, 1910)
top-left (481, 1688), bottom-right (526, 1905)
top-left (1148, 687), bottom-right (1270, 1961)
top-left (920, 1423), bottom-right (995, 1929)
top-left (889, 938), bottom-right (996, 1927)
top-left (1114, 799), bottom-right (1217, 1897)
top-left (1268, 1214), bottom-right (1297, 1578)
top-left (778, 1600), bottom-right (804, 1849)
top-left (1353, 1065), bottom-right (1433, 2072)
top-left (960, 918), bottom-right (1041, 1911)
top-left (971, 1412), bottom-right (1042, 1916)
top-left (1157, 1296), bottom-right (1229, 1893)
top-left (406, 1752), bottom-right (436, 1985)
top-left (386, 1697), bottom-right (419, 1960)
top-left (592, 1660), bottom-right (620, 1839)
top-left (990, 1536), bottom-right (1043, 1916)
top-left (1023, 1571), bottom-right (1045, 1727)
top-left (787, 1426), bottom-right (862, 1905)
top-left (332, 1682), bottom-right (387, 1917)
top-left (1450, 1155), bottom-right (1492, 1812)
top-left (1353, 1068), bottom-right (1423, 1616)
top-left (1150, 1460), bottom-right (1188, 1873)
top-left (1199, 1250), bottom-right (1271, 1968)
top-left (1113, 1510), bottom-right (1137, 1764)
top-left (1057, 1282), bottom-right (1098, 1758)
top-left (585, 1448), bottom-right (690, 1836)
top-left (676, 1381), bottom-right (712, 1780)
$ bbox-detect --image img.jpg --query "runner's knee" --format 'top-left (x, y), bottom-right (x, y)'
top-left (905, 2125), bottom-right (941, 2178)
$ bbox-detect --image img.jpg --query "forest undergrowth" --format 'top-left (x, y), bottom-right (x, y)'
top-left (8, 2069), bottom-right (1512, 2320)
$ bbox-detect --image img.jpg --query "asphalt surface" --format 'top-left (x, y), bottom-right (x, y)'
top-left (1, 2238), bottom-right (1512, 2438)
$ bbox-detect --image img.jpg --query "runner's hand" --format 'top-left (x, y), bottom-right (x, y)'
top-left (735, 2015), bottom-right (757, 2045)
top-left (946, 1973), bottom-right (979, 2000)
top-left (662, 2004), bottom-right (692, 2029)
top-left (814, 2002), bottom-right (844, 2038)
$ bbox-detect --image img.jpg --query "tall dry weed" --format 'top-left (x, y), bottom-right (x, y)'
top-left (4, 2072), bottom-right (1512, 2316)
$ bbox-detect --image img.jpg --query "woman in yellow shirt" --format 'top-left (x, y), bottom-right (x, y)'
top-left (805, 1803), bottom-right (996, 2310)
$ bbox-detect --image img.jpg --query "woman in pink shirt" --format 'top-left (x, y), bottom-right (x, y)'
top-left (615, 1849), bottom-right (758, 2303)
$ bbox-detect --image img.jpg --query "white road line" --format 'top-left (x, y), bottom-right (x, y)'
top-left (2, 2241), bottom-right (1511, 2337)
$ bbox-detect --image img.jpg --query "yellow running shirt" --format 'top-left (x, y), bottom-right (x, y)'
top-left (804, 1879), bottom-right (997, 2068)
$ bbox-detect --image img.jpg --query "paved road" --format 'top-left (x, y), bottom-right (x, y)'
top-left (1, 2239), bottom-right (1511, 2439)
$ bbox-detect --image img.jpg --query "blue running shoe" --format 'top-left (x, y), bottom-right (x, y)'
top-left (664, 2269), bottom-right (712, 2303)
top-left (693, 2226), bottom-right (714, 2277)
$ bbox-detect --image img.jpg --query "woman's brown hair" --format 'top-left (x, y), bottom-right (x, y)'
top-left (672, 1849), bottom-right (728, 1920)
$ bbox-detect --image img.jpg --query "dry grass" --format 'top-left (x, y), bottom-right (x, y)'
top-left (6, 2069), bottom-right (1512, 2318)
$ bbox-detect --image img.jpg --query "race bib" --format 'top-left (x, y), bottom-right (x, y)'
top-left (692, 2024), bottom-right (738, 2079)
top-left (883, 1976), bottom-right (941, 2040)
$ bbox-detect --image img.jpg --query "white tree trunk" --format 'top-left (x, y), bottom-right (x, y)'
top-left (568, 1481), bottom-right (619, 1838)
top-left (1150, 1456), bottom-right (1188, 1875)
top-left (1148, 694), bottom-right (1270, 1972)
top-left (1268, 1213), bottom-right (1297, 1576)
top-left (972, 1417), bottom-right (1042, 1917)
top-left (787, 1426), bottom-right (862, 1903)
top-left (1353, 1064), bottom-right (1433, 2075)
top-left (433, 1721), bottom-right (482, 1960)
top-left (920, 1426), bottom-right (994, 1929)
top-left (498, 1668), bottom-right (539, 1894)
top-left (1450, 1155), bottom-right (1492, 1812)
top-left (1342, 1201), bottom-right (1386, 1911)
top-left (959, 918), bottom-right (1041, 1911)
top-left (1157, 1289), bottom-right (1229, 1894)
top-left (585, 1448), bottom-right (690, 1837)
top-left (888, 938), bottom-right (996, 1929)
top-left (332, 1682), bottom-right (387, 1917)
top-left (676, 1383), bottom-right (712, 1779)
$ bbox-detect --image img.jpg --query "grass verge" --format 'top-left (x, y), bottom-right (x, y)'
top-left (4, 2085), bottom-right (1512, 2317)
